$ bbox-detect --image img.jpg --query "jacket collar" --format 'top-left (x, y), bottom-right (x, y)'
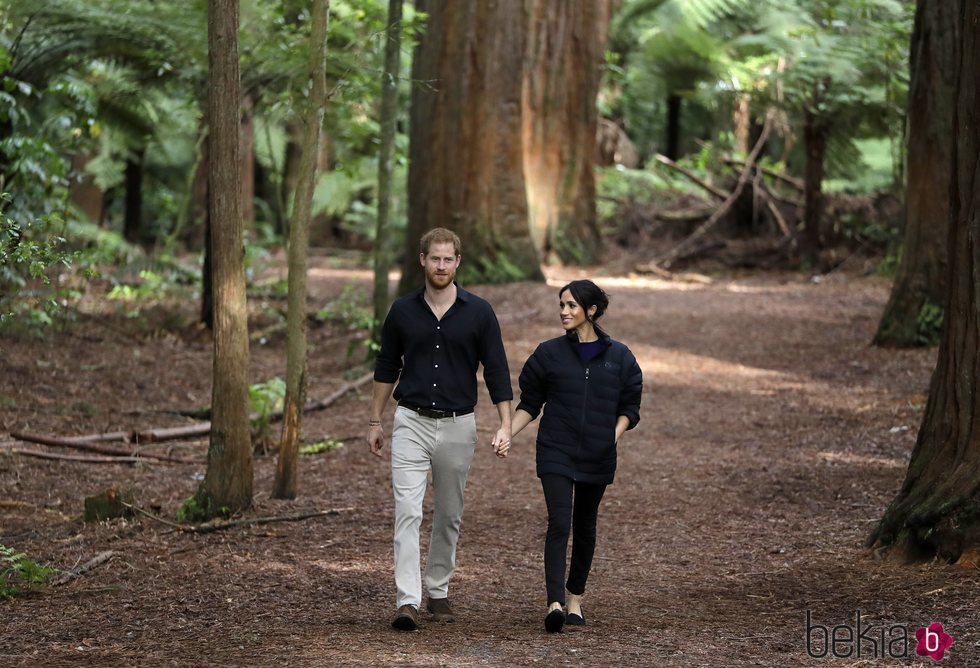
top-left (564, 324), bottom-right (612, 348)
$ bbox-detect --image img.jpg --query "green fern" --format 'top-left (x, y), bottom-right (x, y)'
top-left (0, 543), bottom-right (51, 599)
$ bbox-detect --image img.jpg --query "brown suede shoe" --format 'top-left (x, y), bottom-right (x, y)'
top-left (426, 597), bottom-right (456, 623)
top-left (391, 604), bottom-right (419, 631)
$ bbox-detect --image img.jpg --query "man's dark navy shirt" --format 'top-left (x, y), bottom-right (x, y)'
top-left (374, 285), bottom-right (513, 412)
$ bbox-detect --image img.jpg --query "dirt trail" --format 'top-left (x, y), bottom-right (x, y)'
top-left (1, 264), bottom-right (976, 667)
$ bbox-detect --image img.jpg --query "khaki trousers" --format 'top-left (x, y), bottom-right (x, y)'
top-left (391, 406), bottom-right (477, 608)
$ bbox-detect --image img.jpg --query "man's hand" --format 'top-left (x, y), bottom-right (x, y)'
top-left (491, 427), bottom-right (511, 458)
top-left (367, 425), bottom-right (385, 458)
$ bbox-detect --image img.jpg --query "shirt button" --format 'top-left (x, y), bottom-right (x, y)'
top-left (436, 326), bottom-right (440, 330)
top-left (434, 364), bottom-right (438, 368)
top-left (433, 383), bottom-right (437, 387)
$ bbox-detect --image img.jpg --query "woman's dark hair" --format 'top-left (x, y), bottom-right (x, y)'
top-left (559, 280), bottom-right (609, 322)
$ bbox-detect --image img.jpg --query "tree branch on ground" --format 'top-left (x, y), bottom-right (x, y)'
top-left (50, 551), bottom-right (116, 586)
top-left (124, 503), bottom-right (352, 534)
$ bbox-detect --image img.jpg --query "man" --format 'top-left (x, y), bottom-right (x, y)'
top-left (367, 227), bottom-right (512, 631)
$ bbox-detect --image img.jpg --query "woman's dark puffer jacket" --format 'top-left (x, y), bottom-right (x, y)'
top-left (517, 328), bottom-right (643, 485)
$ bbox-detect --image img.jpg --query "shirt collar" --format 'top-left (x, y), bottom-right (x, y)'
top-left (415, 282), bottom-right (470, 303)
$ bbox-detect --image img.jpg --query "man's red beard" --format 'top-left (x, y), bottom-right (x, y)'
top-left (426, 268), bottom-right (455, 288)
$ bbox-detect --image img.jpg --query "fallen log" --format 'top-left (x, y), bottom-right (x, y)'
top-left (654, 111), bottom-right (775, 269)
top-left (9, 449), bottom-right (148, 464)
top-left (9, 432), bottom-right (200, 464)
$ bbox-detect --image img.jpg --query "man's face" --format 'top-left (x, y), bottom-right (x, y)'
top-left (421, 241), bottom-right (460, 289)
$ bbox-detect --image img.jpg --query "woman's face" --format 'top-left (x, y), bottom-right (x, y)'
top-left (559, 289), bottom-right (593, 332)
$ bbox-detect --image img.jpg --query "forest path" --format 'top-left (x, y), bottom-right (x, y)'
top-left (2, 265), bottom-right (976, 666)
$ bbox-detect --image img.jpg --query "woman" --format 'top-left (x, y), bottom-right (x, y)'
top-left (506, 279), bottom-right (643, 633)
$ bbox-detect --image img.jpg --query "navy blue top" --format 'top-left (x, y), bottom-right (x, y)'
top-left (578, 340), bottom-right (604, 363)
top-left (374, 284), bottom-right (513, 412)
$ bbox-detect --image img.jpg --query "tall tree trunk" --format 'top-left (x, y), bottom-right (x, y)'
top-left (874, 0), bottom-right (958, 347)
top-left (522, 0), bottom-right (611, 265)
top-left (665, 94), bottom-right (682, 161)
top-left (273, 0), bottom-right (330, 500)
top-left (869, 0), bottom-right (980, 563)
top-left (193, 0), bottom-right (253, 518)
top-left (801, 108), bottom-right (828, 270)
top-left (123, 148), bottom-right (145, 244)
top-left (372, 0), bottom-right (403, 343)
top-left (400, 0), bottom-right (543, 292)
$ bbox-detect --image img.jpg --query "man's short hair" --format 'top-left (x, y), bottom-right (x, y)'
top-left (420, 228), bottom-right (461, 256)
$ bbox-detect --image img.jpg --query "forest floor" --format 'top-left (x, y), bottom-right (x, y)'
top-left (1, 250), bottom-right (978, 667)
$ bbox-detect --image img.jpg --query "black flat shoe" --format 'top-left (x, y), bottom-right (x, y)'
top-left (566, 612), bottom-right (586, 626)
top-left (545, 608), bottom-right (566, 633)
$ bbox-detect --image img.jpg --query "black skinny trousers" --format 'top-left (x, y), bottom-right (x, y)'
top-left (540, 474), bottom-right (607, 605)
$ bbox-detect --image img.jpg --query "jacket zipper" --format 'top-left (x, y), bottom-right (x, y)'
top-left (577, 365), bottom-right (590, 477)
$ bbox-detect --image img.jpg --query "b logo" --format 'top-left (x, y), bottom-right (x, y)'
top-left (915, 623), bottom-right (953, 661)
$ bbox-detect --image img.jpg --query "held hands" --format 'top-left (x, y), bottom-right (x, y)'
top-left (491, 427), bottom-right (511, 458)
top-left (366, 423), bottom-right (385, 458)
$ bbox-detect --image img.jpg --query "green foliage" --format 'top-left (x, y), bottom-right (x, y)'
top-left (299, 438), bottom-right (344, 455)
top-left (0, 195), bottom-right (78, 326)
top-left (877, 247), bottom-right (902, 278)
top-left (0, 543), bottom-right (51, 599)
top-left (316, 284), bottom-right (375, 331)
top-left (176, 493), bottom-right (229, 523)
top-left (248, 377), bottom-right (286, 433)
top-left (916, 301), bottom-right (943, 347)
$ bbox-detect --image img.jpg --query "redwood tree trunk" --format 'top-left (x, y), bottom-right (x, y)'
top-left (273, 0), bottom-right (329, 500)
top-left (874, 0), bottom-right (958, 347)
top-left (869, 0), bottom-right (980, 562)
top-left (194, 0), bottom-right (253, 517)
top-left (240, 94), bottom-right (255, 229)
top-left (401, 0), bottom-right (542, 292)
top-left (522, 0), bottom-right (610, 265)
top-left (801, 108), bottom-right (828, 269)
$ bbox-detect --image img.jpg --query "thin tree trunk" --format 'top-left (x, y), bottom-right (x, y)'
top-left (874, 0), bottom-right (958, 347)
top-left (194, 0), bottom-right (253, 517)
top-left (123, 148), bottom-right (145, 244)
top-left (801, 108), bottom-right (828, 270)
top-left (522, 0), bottom-right (610, 266)
top-left (273, 0), bottom-right (330, 500)
top-left (372, 0), bottom-right (403, 344)
top-left (401, 0), bottom-right (542, 292)
top-left (281, 121), bottom-right (303, 237)
top-left (869, 0), bottom-right (980, 563)
top-left (665, 94), bottom-right (682, 161)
